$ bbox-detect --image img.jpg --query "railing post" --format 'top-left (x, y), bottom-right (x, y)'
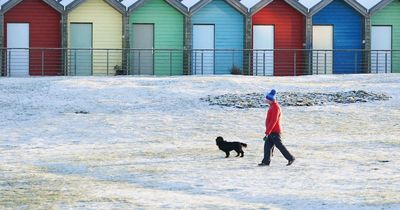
top-left (376, 51), bottom-right (379, 73)
top-left (170, 50), bottom-right (172, 76)
top-left (42, 50), bottom-right (45, 76)
top-left (65, 48), bottom-right (69, 76)
top-left (367, 49), bottom-right (370, 74)
top-left (8, 50), bottom-right (11, 77)
top-left (263, 50), bottom-right (266, 76)
top-left (91, 49), bottom-right (93, 76)
top-left (324, 51), bottom-right (327, 74)
top-left (354, 51), bottom-right (358, 74)
top-left (107, 49), bottom-right (109, 76)
top-left (187, 49), bottom-right (192, 75)
top-left (201, 50), bottom-right (204, 75)
top-left (62, 48), bottom-right (64, 76)
top-left (74, 49), bottom-right (77, 76)
top-left (255, 51), bottom-right (258, 76)
top-left (0, 49), bottom-right (2, 76)
top-left (294, 50), bottom-right (297, 76)
top-left (231, 49), bottom-right (234, 69)
top-left (213, 49), bottom-right (215, 75)
top-left (126, 49), bottom-right (129, 75)
top-left (194, 51), bottom-right (197, 75)
top-left (138, 50), bottom-right (141, 75)
top-left (316, 51), bottom-right (319, 75)
top-left (385, 51), bottom-right (388, 73)
top-left (248, 50), bottom-right (251, 75)
top-left (308, 50), bottom-right (312, 75)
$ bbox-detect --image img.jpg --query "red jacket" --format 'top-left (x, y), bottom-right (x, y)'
top-left (265, 101), bottom-right (282, 135)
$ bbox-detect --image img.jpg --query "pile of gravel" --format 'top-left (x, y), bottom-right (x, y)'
top-left (200, 90), bottom-right (391, 109)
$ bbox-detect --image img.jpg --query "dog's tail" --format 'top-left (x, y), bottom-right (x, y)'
top-left (241, 143), bottom-right (247, 148)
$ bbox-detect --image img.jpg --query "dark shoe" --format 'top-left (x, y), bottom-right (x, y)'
top-left (287, 158), bottom-right (295, 166)
top-left (258, 162), bottom-right (269, 167)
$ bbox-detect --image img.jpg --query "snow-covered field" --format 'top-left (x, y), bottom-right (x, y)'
top-left (0, 74), bottom-right (399, 209)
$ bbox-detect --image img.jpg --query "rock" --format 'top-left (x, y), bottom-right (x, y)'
top-left (378, 160), bottom-right (390, 163)
top-left (75, 111), bottom-right (89, 114)
top-left (200, 90), bottom-right (391, 109)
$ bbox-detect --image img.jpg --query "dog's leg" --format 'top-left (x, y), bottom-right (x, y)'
top-left (240, 151), bottom-right (244, 157)
top-left (225, 152), bottom-right (230, 158)
top-left (236, 151), bottom-right (240, 157)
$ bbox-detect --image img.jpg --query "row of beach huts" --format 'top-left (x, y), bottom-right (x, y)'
top-left (0, 0), bottom-right (399, 76)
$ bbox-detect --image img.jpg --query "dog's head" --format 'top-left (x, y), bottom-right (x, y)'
top-left (216, 136), bottom-right (224, 145)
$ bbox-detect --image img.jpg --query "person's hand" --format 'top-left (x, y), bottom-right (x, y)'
top-left (263, 135), bottom-right (268, 141)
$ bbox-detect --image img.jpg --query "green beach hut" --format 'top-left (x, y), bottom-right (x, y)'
top-left (369, 0), bottom-right (400, 73)
top-left (127, 0), bottom-right (188, 75)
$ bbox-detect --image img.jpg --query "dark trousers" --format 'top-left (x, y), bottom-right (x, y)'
top-left (262, 133), bottom-right (294, 164)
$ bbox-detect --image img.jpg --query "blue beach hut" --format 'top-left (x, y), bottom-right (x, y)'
top-left (309, 0), bottom-right (367, 74)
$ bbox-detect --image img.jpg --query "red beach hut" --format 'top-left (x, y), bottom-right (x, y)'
top-left (2, 0), bottom-right (63, 76)
top-left (250, 0), bottom-right (307, 76)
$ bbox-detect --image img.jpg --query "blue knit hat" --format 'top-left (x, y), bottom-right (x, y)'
top-left (265, 89), bottom-right (276, 101)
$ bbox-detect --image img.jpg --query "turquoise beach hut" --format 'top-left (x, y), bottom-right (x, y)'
top-left (189, 0), bottom-right (247, 74)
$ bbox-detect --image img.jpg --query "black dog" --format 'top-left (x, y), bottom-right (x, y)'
top-left (215, 136), bottom-right (247, 158)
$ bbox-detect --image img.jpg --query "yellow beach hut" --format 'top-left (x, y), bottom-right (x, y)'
top-left (66, 0), bottom-right (126, 75)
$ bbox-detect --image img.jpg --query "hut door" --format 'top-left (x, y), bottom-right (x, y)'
top-left (131, 24), bottom-right (154, 75)
top-left (312, 25), bottom-right (333, 74)
top-left (7, 23), bottom-right (29, 77)
top-left (253, 25), bottom-right (274, 76)
top-left (192, 25), bottom-right (214, 74)
top-left (70, 23), bottom-right (93, 76)
top-left (371, 26), bottom-right (392, 73)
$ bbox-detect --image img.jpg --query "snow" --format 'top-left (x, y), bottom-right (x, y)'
top-left (0, 74), bottom-right (400, 209)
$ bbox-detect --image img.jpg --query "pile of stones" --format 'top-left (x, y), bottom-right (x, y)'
top-left (200, 90), bottom-right (391, 109)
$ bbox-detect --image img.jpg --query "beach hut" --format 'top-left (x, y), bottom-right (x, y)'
top-left (250, 0), bottom-right (307, 76)
top-left (369, 0), bottom-right (400, 73)
top-left (66, 0), bottom-right (125, 76)
top-left (1, 0), bottom-right (63, 76)
top-left (127, 0), bottom-right (187, 75)
top-left (189, 0), bottom-right (247, 74)
top-left (309, 0), bottom-right (367, 74)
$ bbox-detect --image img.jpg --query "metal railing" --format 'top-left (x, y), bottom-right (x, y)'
top-left (1, 48), bottom-right (398, 76)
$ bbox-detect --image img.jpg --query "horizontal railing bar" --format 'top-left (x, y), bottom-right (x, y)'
top-left (2, 48), bottom-right (400, 52)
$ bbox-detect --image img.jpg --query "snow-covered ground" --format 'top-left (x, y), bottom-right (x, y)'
top-left (0, 74), bottom-right (399, 209)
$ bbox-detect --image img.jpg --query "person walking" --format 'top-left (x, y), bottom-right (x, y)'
top-left (259, 89), bottom-right (295, 166)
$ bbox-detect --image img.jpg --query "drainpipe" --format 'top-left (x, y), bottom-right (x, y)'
top-left (184, 15), bottom-right (192, 75)
top-left (364, 15), bottom-right (371, 73)
top-left (122, 12), bottom-right (129, 75)
top-left (244, 13), bottom-right (252, 75)
top-left (62, 12), bottom-right (68, 76)
top-left (305, 14), bottom-right (313, 75)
